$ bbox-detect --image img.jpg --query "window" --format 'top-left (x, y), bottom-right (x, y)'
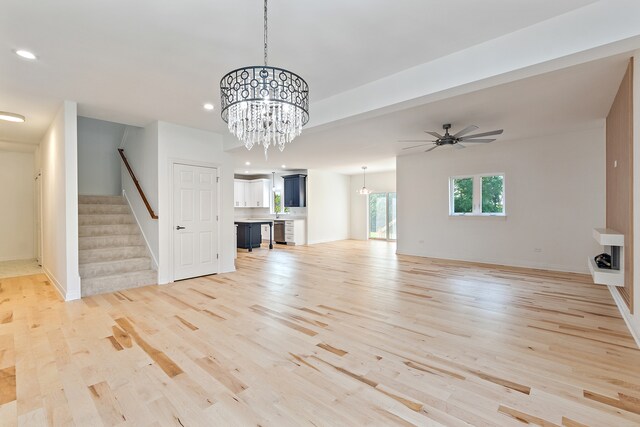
top-left (273, 191), bottom-right (289, 214)
top-left (449, 174), bottom-right (505, 216)
top-left (369, 192), bottom-right (397, 240)
top-left (451, 177), bottom-right (473, 214)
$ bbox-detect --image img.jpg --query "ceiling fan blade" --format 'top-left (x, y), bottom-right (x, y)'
top-left (458, 129), bottom-right (504, 140)
top-left (454, 143), bottom-right (466, 149)
top-left (425, 145), bottom-right (439, 152)
top-left (402, 143), bottom-right (432, 150)
top-left (425, 131), bottom-right (443, 139)
top-left (397, 139), bottom-right (437, 142)
top-left (452, 125), bottom-right (478, 138)
top-left (461, 139), bottom-right (495, 143)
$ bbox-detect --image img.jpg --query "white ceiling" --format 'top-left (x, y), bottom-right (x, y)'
top-left (1, 0), bottom-right (600, 145)
top-left (232, 54), bottom-right (629, 175)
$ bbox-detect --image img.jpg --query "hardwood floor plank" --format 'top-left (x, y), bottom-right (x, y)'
top-left (115, 317), bottom-right (184, 378)
top-left (0, 241), bottom-right (639, 425)
top-left (316, 342), bottom-right (347, 356)
top-left (0, 366), bottom-right (16, 405)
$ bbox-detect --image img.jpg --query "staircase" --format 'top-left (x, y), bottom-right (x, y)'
top-left (78, 195), bottom-right (156, 297)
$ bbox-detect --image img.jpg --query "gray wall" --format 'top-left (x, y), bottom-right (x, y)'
top-left (77, 116), bottom-right (125, 195)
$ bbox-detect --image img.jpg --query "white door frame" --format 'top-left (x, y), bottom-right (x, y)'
top-left (168, 158), bottom-right (222, 282)
top-left (34, 170), bottom-right (43, 266)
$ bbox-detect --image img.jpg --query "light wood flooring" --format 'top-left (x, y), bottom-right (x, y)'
top-left (1, 240), bottom-right (640, 426)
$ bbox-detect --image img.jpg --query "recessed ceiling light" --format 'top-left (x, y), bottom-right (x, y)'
top-left (281, 164), bottom-right (286, 168)
top-left (0, 111), bottom-right (26, 123)
top-left (203, 103), bottom-right (214, 111)
top-left (244, 170), bottom-right (249, 174)
top-left (15, 49), bottom-right (37, 60)
top-left (245, 161), bottom-right (251, 166)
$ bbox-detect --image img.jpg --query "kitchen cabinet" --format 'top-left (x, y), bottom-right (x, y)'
top-left (234, 179), bottom-right (271, 208)
top-left (234, 180), bottom-right (247, 207)
top-left (275, 219), bottom-right (306, 245)
top-left (283, 174), bottom-right (306, 207)
top-left (236, 223), bottom-right (261, 248)
top-left (250, 180), bottom-right (271, 208)
top-left (235, 220), bottom-right (274, 252)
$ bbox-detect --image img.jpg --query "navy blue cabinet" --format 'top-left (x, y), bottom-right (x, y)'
top-left (236, 223), bottom-right (262, 249)
top-left (283, 174), bottom-right (306, 208)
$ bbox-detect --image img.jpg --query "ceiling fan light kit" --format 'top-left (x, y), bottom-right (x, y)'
top-left (399, 123), bottom-right (504, 152)
top-left (220, 0), bottom-right (309, 158)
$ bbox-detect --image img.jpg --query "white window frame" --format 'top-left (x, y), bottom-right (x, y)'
top-left (449, 173), bottom-right (506, 217)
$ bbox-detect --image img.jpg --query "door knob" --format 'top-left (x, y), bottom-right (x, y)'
top-left (176, 226), bottom-right (186, 230)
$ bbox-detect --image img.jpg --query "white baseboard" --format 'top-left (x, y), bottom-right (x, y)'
top-left (608, 286), bottom-right (640, 349)
top-left (0, 256), bottom-right (37, 262)
top-left (43, 266), bottom-right (81, 301)
top-left (395, 249), bottom-right (589, 274)
top-left (43, 266), bottom-right (67, 301)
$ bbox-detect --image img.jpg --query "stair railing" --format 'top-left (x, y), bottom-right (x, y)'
top-left (118, 148), bottom-right (158, 219)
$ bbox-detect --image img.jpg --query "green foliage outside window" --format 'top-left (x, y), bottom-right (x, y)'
top-left (453, 178), bottom-right (473, 213)
top-left (481, 175), bottom-right (504, 213)
top-left (273, 192), bottom-right (289, 213)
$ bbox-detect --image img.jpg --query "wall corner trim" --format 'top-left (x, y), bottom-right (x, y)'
top-left (608, 285), bottom-right (640, 349)
top-left (65, 287), bottom-right (81, 301)
top-left (43, 266), bottom-right (80, 301)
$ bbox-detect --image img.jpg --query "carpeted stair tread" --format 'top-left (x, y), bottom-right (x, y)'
top-left (79, 195), bottom-right (127, 205)
top-left (79, 246), bottom-right (149, 264)
top-left (80, 257), bottom-right (151, 278)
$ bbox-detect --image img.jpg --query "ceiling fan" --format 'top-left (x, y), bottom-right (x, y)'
top-left (399, 123), bottom-right (504, 152)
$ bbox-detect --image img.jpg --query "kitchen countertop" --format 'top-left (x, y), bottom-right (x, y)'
top-left (234, 217), bottom-right (306, 222)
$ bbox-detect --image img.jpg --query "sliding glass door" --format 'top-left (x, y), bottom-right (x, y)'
top-left (369, 192), bottom-right (397, 241)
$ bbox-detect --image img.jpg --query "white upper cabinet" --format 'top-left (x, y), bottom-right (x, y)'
top-left (235, 179), bottom-right (271, 208)
top-left (251, 180), bottom-right (271, 208)
top-left (234, 180), bottom-right (247, 207)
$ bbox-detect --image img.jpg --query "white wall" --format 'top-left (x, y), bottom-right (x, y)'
top-left (121, 124), bottom-right (159, 266)
top-left (397, 126), bottom-right (605, 274)
top-left (156, 121), bottom-right (235, 284)
top-left (0, 150), bottom-right (35, 261)
top-left (306, 169), bottom-right (350, 244)
top-left (349, 171), bottom-right (396, 240)
top-left (39, 101), bottom-right (80, 300)
top-left (77, 116), bottom-right (124, 195)
top-left (612, 52), bottom-right (640, 347)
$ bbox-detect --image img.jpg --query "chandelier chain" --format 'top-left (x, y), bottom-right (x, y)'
top-left (263, 0), bottom-right (268, 66)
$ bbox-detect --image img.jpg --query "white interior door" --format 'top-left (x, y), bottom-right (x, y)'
top-left (173, 163), bottom-right (218, 281)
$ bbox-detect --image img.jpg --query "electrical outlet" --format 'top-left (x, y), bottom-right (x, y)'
top-left (534, 248), bottom-right (542, 253)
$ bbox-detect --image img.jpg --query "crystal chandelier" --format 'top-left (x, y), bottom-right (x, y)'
top-left (358, 166), bottom-right (372, 195)
top-left (220, 0), bottom-right (309, 157)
